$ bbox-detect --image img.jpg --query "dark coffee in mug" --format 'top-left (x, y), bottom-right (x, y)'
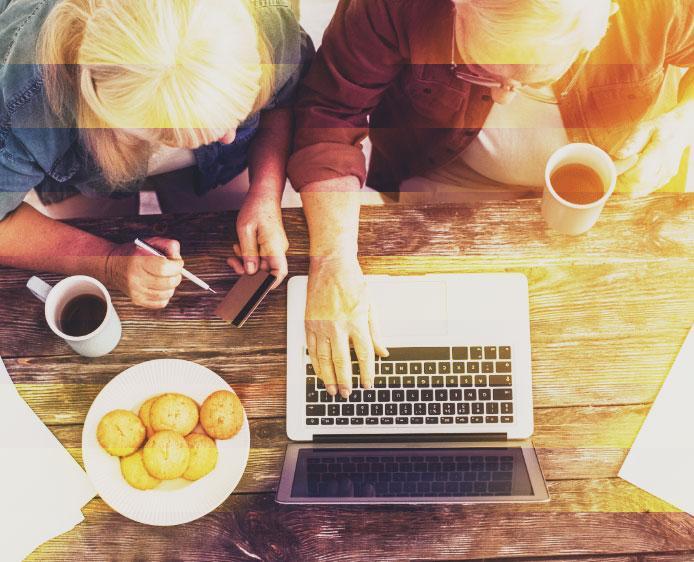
top-left (60, 294), bottom-right (107, 337)
top-left (550, 163), bottom-right (605, 205)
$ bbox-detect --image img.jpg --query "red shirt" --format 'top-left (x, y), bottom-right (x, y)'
top-left (288, 0), bottom-right (693, 192)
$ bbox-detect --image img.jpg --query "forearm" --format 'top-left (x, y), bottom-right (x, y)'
top-left (247, 108), bottom-right (292, 201)
top-left (674, 69), bottom-right (694, 143)
top-left (0, 203), bottom-right (116, 281)
top-left (300, 176), bottom-right (362, 260)
top-left (678, 67), bottom-right (694, 105)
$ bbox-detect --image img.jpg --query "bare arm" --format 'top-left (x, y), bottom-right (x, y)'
top-left (228, 108), bottom-right (292, 285)
top-left (0, 202), bottom-right (184, 308)
top-left (301, 176), bottom-right (361, 260)
top-left (0, 202), bottom-right (115, 279)
top-left (248, 108), bottom-right (292, 201)
top-left (300, 176), bottom-right (388, 399)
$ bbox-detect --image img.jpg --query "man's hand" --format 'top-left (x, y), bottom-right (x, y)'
top-left (305, 256), bottom-right (388, 399)
top-left (227, 190), bottom-right (289, 288)
top-left (105, 237), bottom-right (183, 309)
top-left (611, 104), bottom-right (694, 198)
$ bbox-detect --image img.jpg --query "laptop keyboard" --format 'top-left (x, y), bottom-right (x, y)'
top-left (305, 346), bottom-right (514, 427)
top-left (305, 452), bottom-right (515, 497)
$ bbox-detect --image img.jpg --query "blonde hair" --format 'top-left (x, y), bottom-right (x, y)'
top-left (455, 0), bottom-right (612, 66)
top-left (39, 0), bottom-right (274, 186)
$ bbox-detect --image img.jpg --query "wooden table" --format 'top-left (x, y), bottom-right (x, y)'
top-left (1, 193), bottom-right (693, 562)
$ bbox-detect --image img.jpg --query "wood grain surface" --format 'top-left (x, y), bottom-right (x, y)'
top-left (1, 194), bottom-right (692, 561)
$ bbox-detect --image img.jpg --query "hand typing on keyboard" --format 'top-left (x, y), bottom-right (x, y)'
top-left (305, 346), bottom-right (515, 427)
top-left (305, 256), bottom-right (389, 398)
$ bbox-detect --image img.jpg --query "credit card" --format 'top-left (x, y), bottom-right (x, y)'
top-left (214, 271), bottom-right (276, 327)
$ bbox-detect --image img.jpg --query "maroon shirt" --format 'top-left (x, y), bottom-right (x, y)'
top-left (288, 0), bottom-right (693, 192)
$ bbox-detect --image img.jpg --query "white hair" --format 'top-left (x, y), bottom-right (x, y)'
top-left (455, 0), bottom-right (612, 65)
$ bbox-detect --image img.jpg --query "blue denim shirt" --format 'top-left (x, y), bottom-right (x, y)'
top-left (0, 0), bottom-right (313, 220)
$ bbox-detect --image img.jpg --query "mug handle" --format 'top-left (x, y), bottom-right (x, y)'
top-left (27, 276), bottom-right (53, 303)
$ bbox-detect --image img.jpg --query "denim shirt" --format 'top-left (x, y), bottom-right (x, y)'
top-left (0, 0), bottom-right (313, 220)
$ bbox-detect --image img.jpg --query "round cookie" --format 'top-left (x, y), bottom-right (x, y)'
top-left (138, 395), bottom-right (161, 438)
top-left (97, 409), bottom-right (146, 457)
top-left (199, 390), bottom-right (244, 440)
top-left (149, 393), bottom-right (199, 436)
top-left (142, 430), bottom-right (190, 480)
top-left (120, 449), bottom-right (161, 490)
top-left (183, 434), bottom-right (218, 481)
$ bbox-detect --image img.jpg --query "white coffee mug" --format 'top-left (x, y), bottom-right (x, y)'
top-left (27, 275), bottom-right (122, 358)
top-left (542, 143), bottom-right (617, 235)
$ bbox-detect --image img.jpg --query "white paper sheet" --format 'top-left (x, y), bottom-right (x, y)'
top-left (0, 357), bottom-right (96, 561)
top-left (619, 325), bottom-right (694, 515)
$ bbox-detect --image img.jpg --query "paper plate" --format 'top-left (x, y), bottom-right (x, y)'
top-left (82, 359), bottom-right (250, 526)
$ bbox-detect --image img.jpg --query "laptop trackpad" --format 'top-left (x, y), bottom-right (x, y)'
top-left (371, 281), bottom-right (447, 337)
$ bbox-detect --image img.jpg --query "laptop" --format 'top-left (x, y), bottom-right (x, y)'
top-left (277, 273), bottom-right (549, 504)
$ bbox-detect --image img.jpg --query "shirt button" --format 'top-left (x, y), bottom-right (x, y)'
top-left (481, 94), bottom-right (492, 102)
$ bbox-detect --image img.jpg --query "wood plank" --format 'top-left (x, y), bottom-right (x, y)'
top-left (4, 315), bottom-right (688, 418)
top-left (1, 194), bottom-right (692, 291)
top-left (474, 557), bottom-right (638, 562)
top-left (26, 494), bottom-right (694, 562)
top-left (2, 261), bottom-right (692, 412)
top-left (3, 260), bottom-right (692, 361)
top-left (43, 404), bottom-right (656, 485)
top-left (641, 554), bottom-right (694, 562)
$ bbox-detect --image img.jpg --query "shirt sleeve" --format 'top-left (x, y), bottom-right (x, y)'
top-left (258, 5), bottom-right (315, 112)
top-left (665, 0), bottom-right (694, 67)
top-left (287, 0), bottom-right (407, 191)
top-left (0, 149), bottom-right (45, 222)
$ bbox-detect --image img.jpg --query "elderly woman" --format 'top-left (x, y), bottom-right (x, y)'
top-left (0, 0), bottom-right (312, 308)
top-left (287, 0), bottom-right (693, 397)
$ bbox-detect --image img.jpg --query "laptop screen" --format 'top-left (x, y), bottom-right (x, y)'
top-left (289, 447), bottom-right (533, 499)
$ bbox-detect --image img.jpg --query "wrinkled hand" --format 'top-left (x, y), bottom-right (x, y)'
top-left (305, 256), bottom-right (388, 399)
top-left (105, 237), bottom-right (183, 309)
top-left (228, 191), bottom-right (288, 288)
top-left (611, 105), bottom-right (694, 198)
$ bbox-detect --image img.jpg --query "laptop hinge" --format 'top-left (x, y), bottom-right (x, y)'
top-left (314, 433), bottom-right (507, 444)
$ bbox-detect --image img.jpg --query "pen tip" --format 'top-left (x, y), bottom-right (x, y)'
top-left (209, 288), bottom-right (217, 294)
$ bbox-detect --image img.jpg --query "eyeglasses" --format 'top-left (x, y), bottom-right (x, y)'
top-left (449, 31), bottom-right (591, 105)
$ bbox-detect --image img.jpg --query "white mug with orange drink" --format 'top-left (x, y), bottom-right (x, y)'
top-left (542, 143), bottom-right (618, 235)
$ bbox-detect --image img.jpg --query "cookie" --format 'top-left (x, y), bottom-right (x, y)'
top-left (149, 393), bottom-right (199, 436)
top-left (138, 395), bottom-right (161, 438)
top-left (97, 409), bottom-right (146, 457)
top-left (183, 434), bottom-right (218, 481)
top-left (120, 449), bottom-right (161, 490)
top-left (199, 390), bottom-right (244, 440)
top-left (142, 430), bottom-right (190, 480)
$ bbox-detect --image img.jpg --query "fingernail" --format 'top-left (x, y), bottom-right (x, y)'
top-left (340, 388), bottom-right (351, 399)
top-left (326, 385), bottom-right (338, 396)
top-left (247, 262), bottom-right (256, 274)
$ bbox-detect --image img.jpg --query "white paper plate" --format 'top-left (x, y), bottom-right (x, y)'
top-left (82, 359), bottom-right (250, 526)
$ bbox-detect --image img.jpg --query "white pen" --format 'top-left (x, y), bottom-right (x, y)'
top-left (134, 238), bottom-right (217, 294)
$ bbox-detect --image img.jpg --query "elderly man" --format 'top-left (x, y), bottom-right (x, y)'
top-left (287, 0), bottom-right (693, 397)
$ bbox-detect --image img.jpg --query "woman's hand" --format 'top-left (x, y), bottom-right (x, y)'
top-left (305, 255), bottom-right (389, 398)
top-left (227, 190), bottom-right (289, 288)
top-left (105, 237), bottom-right (183, 309)
top-left (611, 103), bottom-right (694, 198)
